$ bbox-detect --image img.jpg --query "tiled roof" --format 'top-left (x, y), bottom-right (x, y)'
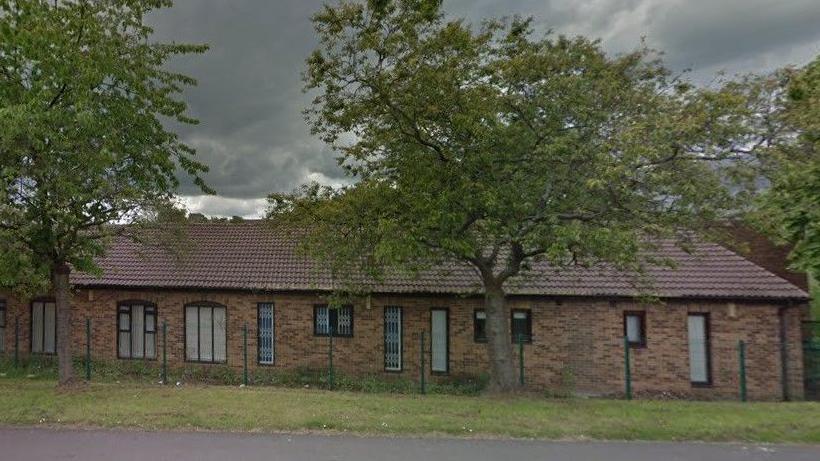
top-left (70, 220), bottom-right (810, 301)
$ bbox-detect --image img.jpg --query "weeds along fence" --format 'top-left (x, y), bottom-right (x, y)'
top-left (0, 313), bottom-right (792, 401)
top-left (0, 316), bottom-right (488, 396)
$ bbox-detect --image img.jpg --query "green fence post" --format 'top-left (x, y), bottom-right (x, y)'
top-left (624, 336), bottom-right (632, 400)
top-left (419, 331), bottom-right (426, 395)
top-left (161, 321), bottom-right (167, 385)
top-left (14, 317), bottom-right (19, 367)
top-left (85, 318), bottom-right (91, 381)
top-left (518, 333), bottom-right (525, 386)
top-left (328, 328), bottom-right (334, 391)
top-left (738, 340), bottom-right (747, 402)
top-left (243, 323), bottom-right (249, 386)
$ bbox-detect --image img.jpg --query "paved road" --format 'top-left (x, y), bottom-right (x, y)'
top-left (1, 427), bottom-right (819, 461)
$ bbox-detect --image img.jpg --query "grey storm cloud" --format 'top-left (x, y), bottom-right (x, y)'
top-left (147, 0), bottom-right (820, 217)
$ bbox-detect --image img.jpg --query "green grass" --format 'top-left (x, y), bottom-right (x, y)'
top-left (1, 379), bottom-right (819, 443)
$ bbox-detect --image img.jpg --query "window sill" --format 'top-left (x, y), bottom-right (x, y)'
top-left (184, 360), bottom-right (228, 365)
top-left (117, 356), bottom-right (158, 361)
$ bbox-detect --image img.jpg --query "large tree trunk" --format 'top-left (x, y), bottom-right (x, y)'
top-left (483, 284), bottom-right (517, 392)
top-left (53, 263), bottom-right (74, 386)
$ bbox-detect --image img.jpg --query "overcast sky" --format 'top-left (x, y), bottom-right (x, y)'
top-left (148, 0), bottom-right (820, 218)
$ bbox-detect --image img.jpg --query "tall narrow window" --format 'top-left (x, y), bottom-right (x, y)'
top-left (688, 313), bottom-right (711, 385)
top-left (623, 311), bottom-right (646, 347)
top-left (257, 303), bottom-right (274, 365)
top-left (185, 303), bottom-right (227, 363)
top-left (0, 300), bottom-right (6, 352)
top-left (511, 309), bottom-right (532, 343)
top-left (313, 305), bottom-right (353, 337)
top-left (117, 302), bottom-right (157, 359)
top-left (31, 301), bottom-right (56, 354)
top-left (431, 308), bottom-right (448, 373)
top-left (474, 309), bottom-right (487, 342)
top-left (384, 306), bottom-right (402, 371)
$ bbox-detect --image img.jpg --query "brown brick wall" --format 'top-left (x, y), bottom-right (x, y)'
top-left (0, 288), bottom-right (806, 400)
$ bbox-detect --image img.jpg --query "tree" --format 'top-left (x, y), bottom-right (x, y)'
top-left (751, 57), bottom-right (820, 280)
top-left (270, 0), bottom-right (756, 391)
top-left (0, 0), bottom-right (209, 385)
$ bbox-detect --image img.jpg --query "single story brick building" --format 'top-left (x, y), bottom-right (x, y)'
top-left (0, 221), bottom-right (811, 399)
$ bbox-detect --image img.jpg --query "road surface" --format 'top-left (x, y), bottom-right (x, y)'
top-left (1, 427), bottom-right (818, 460)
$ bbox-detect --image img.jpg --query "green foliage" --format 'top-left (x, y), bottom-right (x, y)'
top-left (0, 0), bottom-right (209, 288)
top-left (273, 0), bottom-right (757, 295)
top-left (3, 379), bottom-right (820, 442)
top-left (750, 57), bottom-right (820, 280)
top-left (273, 0), bottom-right (768, 389)
top-left (0, 358), bottom-right (486, 395)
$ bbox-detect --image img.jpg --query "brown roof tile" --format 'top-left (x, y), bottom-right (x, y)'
top-left (70, 220), bottom-right (810, 301)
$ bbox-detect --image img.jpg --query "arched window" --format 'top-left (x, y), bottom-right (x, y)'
top-left (185, 302), bottom-right (227, 363)
top-left (117, 301), bottom-right (157, 359)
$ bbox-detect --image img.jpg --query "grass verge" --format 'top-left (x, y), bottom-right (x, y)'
top-left (1, 379), bottom-right (819, 443)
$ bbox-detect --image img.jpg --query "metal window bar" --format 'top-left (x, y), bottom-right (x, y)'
top-left (258, 303), bottom-right (274, 365)
top-left (384, 307), bottom-right (402, 371)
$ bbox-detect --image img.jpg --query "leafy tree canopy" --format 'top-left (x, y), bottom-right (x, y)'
top-left (0, 0), bottom-right (209, 287)
top-left (0, 0), bottom-right (208, 383)
top-left (751, 57), bottom-right (820, 278)
top-left (270, 0), bottom-right (763, 389)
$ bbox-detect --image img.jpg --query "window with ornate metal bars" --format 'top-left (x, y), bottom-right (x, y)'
top-left (384, 306), bottom-right (402, 371)
top-left (31, 300), bottom-right (56, 354)
top-left (313, 305), bottom-right (353, 337)
top-left (257, 303), bottom-right (274, 365)
top-left (185, 303), bottom-right (227, 363)
top-left (117, 302), bottom-right (157, 359)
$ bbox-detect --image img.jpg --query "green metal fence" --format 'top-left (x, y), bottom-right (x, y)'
top-left (802, 321), bottom-right (820, 401)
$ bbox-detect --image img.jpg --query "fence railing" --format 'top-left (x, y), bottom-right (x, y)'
top-left (2, 315), bottom-right (791, 401)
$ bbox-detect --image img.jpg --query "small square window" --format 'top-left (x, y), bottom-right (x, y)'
top-left (511, 310), bottom-right (532, 343)
top-left (474, 310), bottom-right (487, 342)
top-left (623, 311), bottom-right (646, 347)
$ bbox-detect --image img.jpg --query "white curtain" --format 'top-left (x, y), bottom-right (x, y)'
top-left (431, 310), bottom-right (447, 372)
top-left (688, 315), bottom-right (708, 383)
top-left (31, 302), bottom-right (43, 353)
top-left (131, 305), bottom-right (144, 358)
top-left (185, 306), bottom-right (199, 360)
top-left (199, 307), bottom-right (213, 362)
top-left (145, 310), bottom-right (156, 359)
top-left (626, 316), bottom-right (641, 343)
top-left (118, 310), bottom-right (131, 358)
top-left (213, 307), bottom-right (226, 362)
top-left (43, 302), bottom-right (56, 353)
